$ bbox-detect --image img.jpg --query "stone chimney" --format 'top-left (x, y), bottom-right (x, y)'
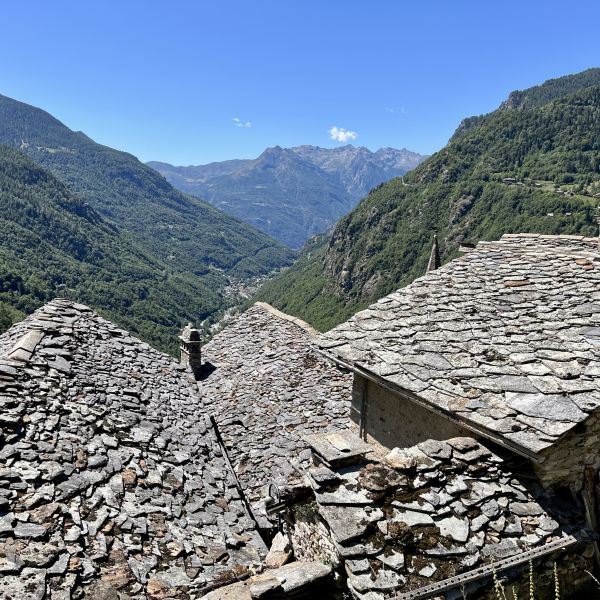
top-left (426, 233), bottom-right (441, 273)
top-left (179, 323), bottom-right (202, 377)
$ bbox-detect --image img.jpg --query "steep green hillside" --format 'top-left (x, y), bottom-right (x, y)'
top-left (251, 235), bottom-right (358, 331)
top-left (257, 70), bottom-right (600, 330)
top-left (499, 67), bottom-right (600, 110)
top-left (0, 302), bottom-right (24, 334)
top-left (149, 145), bottom-right (424, 248)
top-left (0, 94), bottom-right (294, 279)
top-left (456, 68), bottom-right (600, 136)
top-left (0, 144), bottom-right (245, 353)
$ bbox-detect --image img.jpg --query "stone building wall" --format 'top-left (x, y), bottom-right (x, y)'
top-left (355, 373), bottom-right (600, 494)
top-left (352, 376), bottom-right (465, 453)
top-left (536, 409), bottom-right (600, 490)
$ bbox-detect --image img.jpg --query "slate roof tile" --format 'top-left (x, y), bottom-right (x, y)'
top-left (0, 299), bottom-right (266, 598)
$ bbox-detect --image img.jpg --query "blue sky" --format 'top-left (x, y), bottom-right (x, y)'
top-left (2, 1), bottom-right (599, 164)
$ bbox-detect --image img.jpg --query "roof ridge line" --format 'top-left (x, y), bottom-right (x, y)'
top-left (253, 302), bottom-right (319, 336)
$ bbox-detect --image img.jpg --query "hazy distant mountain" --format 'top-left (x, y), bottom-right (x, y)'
top-left (291, 145), bottom-right (425, 198)
top-left (148, 145), bottom-right (425, 248)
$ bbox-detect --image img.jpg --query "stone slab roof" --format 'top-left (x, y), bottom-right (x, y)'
top-left (0, 300), bottom-right (266, 599)
top-left (199, 303), bottom-right (352, 504)
top-left (320, 234), bottom-right (600, 456)
top-left (305, 436), bottom-right (584, 599)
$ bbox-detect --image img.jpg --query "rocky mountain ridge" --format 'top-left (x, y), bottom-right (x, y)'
top-left (148, 145), bottom-right (425, 248)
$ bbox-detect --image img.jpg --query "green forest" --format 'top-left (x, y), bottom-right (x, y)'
top-left (0, 144), bottom-right (280, 354)
top-left (0, 94), bottom-right (294, 280)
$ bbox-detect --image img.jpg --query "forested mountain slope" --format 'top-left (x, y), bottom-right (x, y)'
top-left (149, 145), bottom-right (425, 248)
top-left (0, 93), bottom-right (294, 277)
top-left (0, 145), bottom-right (233, 352)
top-left (256, 70), bottom-right (600, 330)
top-left (0, 94), bottom-right (296, 349)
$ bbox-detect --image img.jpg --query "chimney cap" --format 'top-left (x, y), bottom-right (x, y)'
top-left (179, 323), bottom-right (202, 343)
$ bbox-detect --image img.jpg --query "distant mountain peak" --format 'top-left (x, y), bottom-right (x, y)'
top-left (148, 145), bottom-right (426, 248)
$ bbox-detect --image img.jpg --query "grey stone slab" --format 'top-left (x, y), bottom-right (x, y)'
top-left (316, 485), bottom-right (372, 506)
top-left (320, 505), bottom-right (381, 543)
top-left (13, 523), bottom-right (49, 539)
top-left (375, 550), bottom-right (405, 571)
top-left (277, 561), bottom-right (333, 592)
top-left (385, 448), bottom-right (417, 470)
top-left (436, 516), bottom-right (470, 542)
top-left (391, 509), bottom-right (434, 527)
top-left (304, 430), bottom-right (372, 465)
top-left (505, 392), bottom-right (586, 423)
top-left (0, 567), bottom-right (46, 600)
top-left (510, 502), bottom-right (543, 516)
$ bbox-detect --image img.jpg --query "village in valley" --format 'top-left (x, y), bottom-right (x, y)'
top-left (2, 226), bottom-right (600, 599)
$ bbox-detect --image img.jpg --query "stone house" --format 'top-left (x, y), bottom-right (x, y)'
top-left (319, 234), bottom-right (600, 494)
top-left (0, 300), bottom-right (335, 599)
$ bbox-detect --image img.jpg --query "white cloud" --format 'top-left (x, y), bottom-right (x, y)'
top-left (329, 126), bottom-right (358, 143)
top-left (233, 117), bottom-right (252, 128)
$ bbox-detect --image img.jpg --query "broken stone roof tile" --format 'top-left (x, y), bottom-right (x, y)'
top-left (202, 560), bottom-right (333, 599)
top-left (0, 299), bottom-right (267, 599)
top-left (320, 234), bottom-right (600, 454)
